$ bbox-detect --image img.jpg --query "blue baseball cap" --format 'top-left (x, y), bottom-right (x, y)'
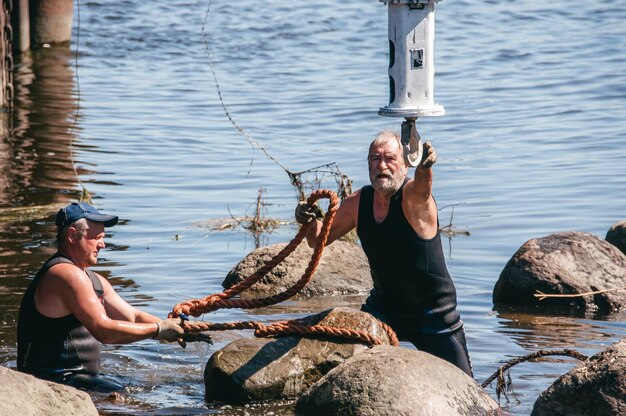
top-left (55, 202), bottom-right (119, 229)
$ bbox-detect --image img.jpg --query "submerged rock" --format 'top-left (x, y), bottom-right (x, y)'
top-left (532, 338), bottom-right (626, 415)
top-left (493, 232), bottom-right (626, 314)
top-left (0, 366), bottom-right (98, 415)
top-left (204, 307), bottom-right (392, 404)
top-left (606, 220), bottom-right (626, 256)
top-left (222, 241), bottom-right (371, 299)
top-left (295, 345), bottom-right (500, 416)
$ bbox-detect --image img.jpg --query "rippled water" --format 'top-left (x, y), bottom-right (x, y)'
top-left (1, 0), bottom-right (625, 414)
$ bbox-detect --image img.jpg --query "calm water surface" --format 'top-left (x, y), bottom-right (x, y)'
top-left (1, 0), bottom-right (625, 414)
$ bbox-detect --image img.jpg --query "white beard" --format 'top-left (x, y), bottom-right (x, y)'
top-left (371, 171), bottom-right (404, 195)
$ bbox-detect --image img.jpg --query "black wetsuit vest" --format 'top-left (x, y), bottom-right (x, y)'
top-left (357, 183), bottom-right (460, 333)
top-left (17, 254), bottom-right (103, 380)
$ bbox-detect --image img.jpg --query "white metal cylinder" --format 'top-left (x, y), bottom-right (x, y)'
top-left (379, 0), bottom-right (444, 118)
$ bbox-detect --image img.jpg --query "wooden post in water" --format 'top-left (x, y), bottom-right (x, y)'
top-left (29, 0), bottom-right (73, 47)
top-left (11, 0), bottom-right (30, 52)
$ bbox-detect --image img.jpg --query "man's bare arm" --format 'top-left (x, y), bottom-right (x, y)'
top-left (99, 276), bottom-right (160, 324)
top-left (50, 265), bottom-right (167, 344)
top-left (304, 190), bottom-right (360, 248)
top-left (403, 141), bottom-right (439, 239)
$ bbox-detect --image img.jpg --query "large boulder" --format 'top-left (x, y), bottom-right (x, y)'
top-left (493, 232), bottom-right (626, 314)
top-left (295, 345), bottom-right (500, 416)
top-left (0, 366), bottom-right (98, 415)
top-left (222, 241), bottom-right (372, 299)
top-left (606, 220), bottom-right (626, 256)
top-left (532, 338), bottom-right (626, 415)
top-left (204, 307), bottom-right (393, 403)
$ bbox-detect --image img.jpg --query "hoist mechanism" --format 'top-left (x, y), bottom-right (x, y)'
top-left (378, 0), bottom-right (444, 167)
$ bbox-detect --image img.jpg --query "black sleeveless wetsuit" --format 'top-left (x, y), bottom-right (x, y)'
top-left (357, 183), bottom-right (472, 376)
top-left (17, 253), bottom-right (123, 392)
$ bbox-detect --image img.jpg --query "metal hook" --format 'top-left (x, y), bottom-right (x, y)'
top-left (400, 118), bottom-right (423, 167)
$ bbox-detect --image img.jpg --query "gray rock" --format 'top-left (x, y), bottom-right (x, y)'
top-left (606, 220), bottom-right (626, 256)
top-left (295, 345), bottom-right (500, 416)
top-left (204, 307), bottom-right (393, 403)
top-left (493, 232), bottom-right (626, 314)
top-left (223, 241), bottom-right (372, 299)
top-left (531, 338), bottom-right (626, 416)
top-left (0, 366), bottom-right (98, 416)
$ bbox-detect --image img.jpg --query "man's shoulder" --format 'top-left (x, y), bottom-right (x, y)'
top-left (342, 189), bottom-right (363, 209)
top-left (42, 262), bottom-right (91, 289)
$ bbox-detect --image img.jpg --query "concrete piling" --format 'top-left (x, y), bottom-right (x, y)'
top-left (11, 0), bottom-right (30, 52)
top-left (29, 0), bottom-right (74, 47)
top-left (2, 0), bottom-right (75, 110)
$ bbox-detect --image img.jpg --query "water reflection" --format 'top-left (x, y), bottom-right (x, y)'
top-left (8, 47), bottom-right (81, 203)
top-left (0, 46), bottom-right (82, 350)
top-left (495, 310), bottom-right (626, 353)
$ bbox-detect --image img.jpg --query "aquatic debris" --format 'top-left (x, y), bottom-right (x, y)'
top-left (195, 188), bottom-right (288, 235)
top-left (535, 286), bottom-right (626, 301)
top-left (438, 203), bottom-right (470, 237)
top-left (481, 349), bottom-right (588, 405)
top-left (0, 204), bottom-right (65, 225)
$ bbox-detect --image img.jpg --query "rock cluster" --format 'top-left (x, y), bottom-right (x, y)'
top-left (204, 307), bottom-right (392, 403)
top-left (493, 221), bottom-right (626, 414)
top-left (203, 306), bottom-right (499, 415)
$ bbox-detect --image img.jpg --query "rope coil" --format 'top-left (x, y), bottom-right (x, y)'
top-left (170, 190), bottom-right (398, 347)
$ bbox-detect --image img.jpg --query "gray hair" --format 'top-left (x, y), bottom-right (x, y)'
top-left (368, 130), bottom-right (401, 158)
top-left (56, 218), bottom-right (89, 247)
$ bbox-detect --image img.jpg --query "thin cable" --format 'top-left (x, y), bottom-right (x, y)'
top-left (200, 0), bottom-right (289, 173)
top-left (68, 0), bottom-right (90, 202)
top-left (200, 1), bottom-right (352, 201)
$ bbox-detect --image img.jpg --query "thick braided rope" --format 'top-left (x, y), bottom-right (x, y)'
top-left (181, 319), bottom-right (399, 347)
top-left (256, 322), bottom-right (396, 347)
top-left (378, 321), bottom-right (399, 346)
top-left (171, 189), bottom-right (399, 347)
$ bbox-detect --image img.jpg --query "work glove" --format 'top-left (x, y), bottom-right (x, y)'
top-left (177, 332), bottom-right (213, 349)
top-left (153, 318), bottom-right (185, 342)
top-left (295, 201), bottom-right (323, 224)
top-left (420, 141), bottom-right (437, 169)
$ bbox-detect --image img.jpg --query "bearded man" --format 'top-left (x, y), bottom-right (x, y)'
top-left (295, 130), bottom-right (472, 376)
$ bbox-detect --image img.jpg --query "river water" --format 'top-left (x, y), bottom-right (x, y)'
top-left (1, 0), bottom-right (625, 414)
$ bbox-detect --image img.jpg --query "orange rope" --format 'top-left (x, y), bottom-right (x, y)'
top-left (170, 190), bottom-right (398, 347)
top-left (183, 319), bottom-right (398, 347)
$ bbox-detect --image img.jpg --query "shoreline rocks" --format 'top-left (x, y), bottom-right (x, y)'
top-left (0, 366), bottom-right (98, 416)
top-left (204, 307), bottom-right (392, 404)
top-left (493, 232), bottom-right (626, 314)
top-left (295, 345), bottom-right (500, 416)
top-left (532, 338), bottom-right (626, 415)
top-left (606, 220), bottom-right (626, 256)
top-left (223, 241), bottom-right (372, 299)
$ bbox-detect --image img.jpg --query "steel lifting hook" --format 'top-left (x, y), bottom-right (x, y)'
top-left (401, 118), bottom-right (423, 167)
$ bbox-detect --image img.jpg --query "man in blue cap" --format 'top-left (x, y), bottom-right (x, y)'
top-left (17, 202), bottom-right (185, 392)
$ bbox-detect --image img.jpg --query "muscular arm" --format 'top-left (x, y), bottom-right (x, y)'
top-left (41, 264), bottom-right (160, 344)
top-left (304, 190), bottom-right (360, 248)
top-left (100, 277), bottom-right (161, 324)
top-left (402, 142), bottom-right (439, 239)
